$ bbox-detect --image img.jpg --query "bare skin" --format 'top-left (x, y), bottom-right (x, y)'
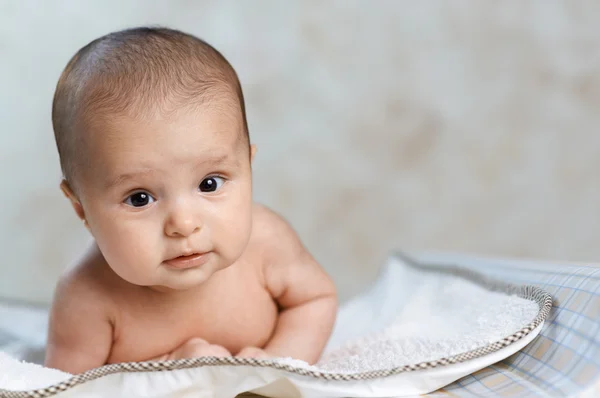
top-left (45, 103), bottom-right (337, 374)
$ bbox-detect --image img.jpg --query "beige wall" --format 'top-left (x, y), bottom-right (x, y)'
top-left (1, 1), bottom-right (599, 304)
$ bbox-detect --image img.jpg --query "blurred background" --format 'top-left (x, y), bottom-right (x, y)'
top-left (1, 1), bottom-right (599, 305)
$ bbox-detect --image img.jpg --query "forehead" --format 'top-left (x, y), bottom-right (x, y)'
top-left (82, 103), bottom-right (246, 176)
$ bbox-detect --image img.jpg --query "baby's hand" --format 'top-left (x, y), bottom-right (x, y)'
top-left (165, 338), bottom-right (232, 360)
top-left (235, 346), bottom-right (270, 360)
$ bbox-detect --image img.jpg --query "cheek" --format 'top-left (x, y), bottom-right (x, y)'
top-left (90, 212), bottom-right (161, 282)
top-left (210, 188), bottom-right (253, 255)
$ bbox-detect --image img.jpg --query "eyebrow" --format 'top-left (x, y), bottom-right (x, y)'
top-left (199, 153), bottom-right (231, 167)
top-left (105, 169), bottom-right (155, 190)
top-left (104, 153), bottom-right (233, 190)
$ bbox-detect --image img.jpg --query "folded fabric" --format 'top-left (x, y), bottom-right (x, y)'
top-left (0, 254), bottom-right (550, 398)
top-left (413, 252), bottom-right (600, 397)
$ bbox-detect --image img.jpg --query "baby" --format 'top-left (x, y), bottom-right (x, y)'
top-left (44, 27), bottom-right (337, 374)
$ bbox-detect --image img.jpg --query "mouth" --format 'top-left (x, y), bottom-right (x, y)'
top-left (163, 252), bottom-right (211, 270)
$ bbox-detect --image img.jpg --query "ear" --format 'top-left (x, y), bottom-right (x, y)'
top-left (250, 144), bottom-right (257, 163)
top-left (60, 179), bottom-right (88, 228)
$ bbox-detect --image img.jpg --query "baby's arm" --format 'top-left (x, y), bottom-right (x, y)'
top-left (45, 271), bottom-right (114, 374)
top-left (150, 338), bottom-right (231, 361)
top-left (252, 207), bottom-right (337, 364)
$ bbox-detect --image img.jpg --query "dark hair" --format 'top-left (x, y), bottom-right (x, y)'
top-left (52, 26), bottom-right (248, 185)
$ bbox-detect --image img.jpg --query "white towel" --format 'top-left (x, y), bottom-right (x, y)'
top-left (0, 351), bottom-right (69, 391)
top-left (0, 256), bottom-right (540, 396)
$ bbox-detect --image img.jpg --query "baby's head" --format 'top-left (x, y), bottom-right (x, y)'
top-left (53, 27), bottom-right (256, 291)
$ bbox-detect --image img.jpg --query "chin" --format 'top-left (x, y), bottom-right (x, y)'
top-left (149, 280), bottom-right (203, 293)
top-left (164, 271), bottom-right (216, 290)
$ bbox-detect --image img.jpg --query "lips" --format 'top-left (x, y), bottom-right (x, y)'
top-left (164, 252), bottom-right (211, 269)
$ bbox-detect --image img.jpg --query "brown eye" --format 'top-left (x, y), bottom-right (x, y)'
top-left (125, 192), bottom-right (155, 207)
top-left (199, 177), bottom-right (224, 192)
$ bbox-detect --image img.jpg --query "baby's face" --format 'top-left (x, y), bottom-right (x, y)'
top-left (72, 104), bottom-right (254, 291)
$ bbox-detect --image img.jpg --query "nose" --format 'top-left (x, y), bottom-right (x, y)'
top-left (164, 200), bottom-right (202, 238)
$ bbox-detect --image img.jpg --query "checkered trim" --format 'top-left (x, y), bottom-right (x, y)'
top-left (0, 254), bottom-right (552, 398)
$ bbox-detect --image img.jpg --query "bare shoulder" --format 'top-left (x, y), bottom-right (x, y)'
top-left (250, 203), bottom-right (306, 261)
top-left (250, 203), bottom-right (336, 302)
top-left (46, 243), bottom-right (116, 373)
top-left (250, 203), bottom-right (298, 241)
top-left (53, 244), bottom-right (117, 312)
